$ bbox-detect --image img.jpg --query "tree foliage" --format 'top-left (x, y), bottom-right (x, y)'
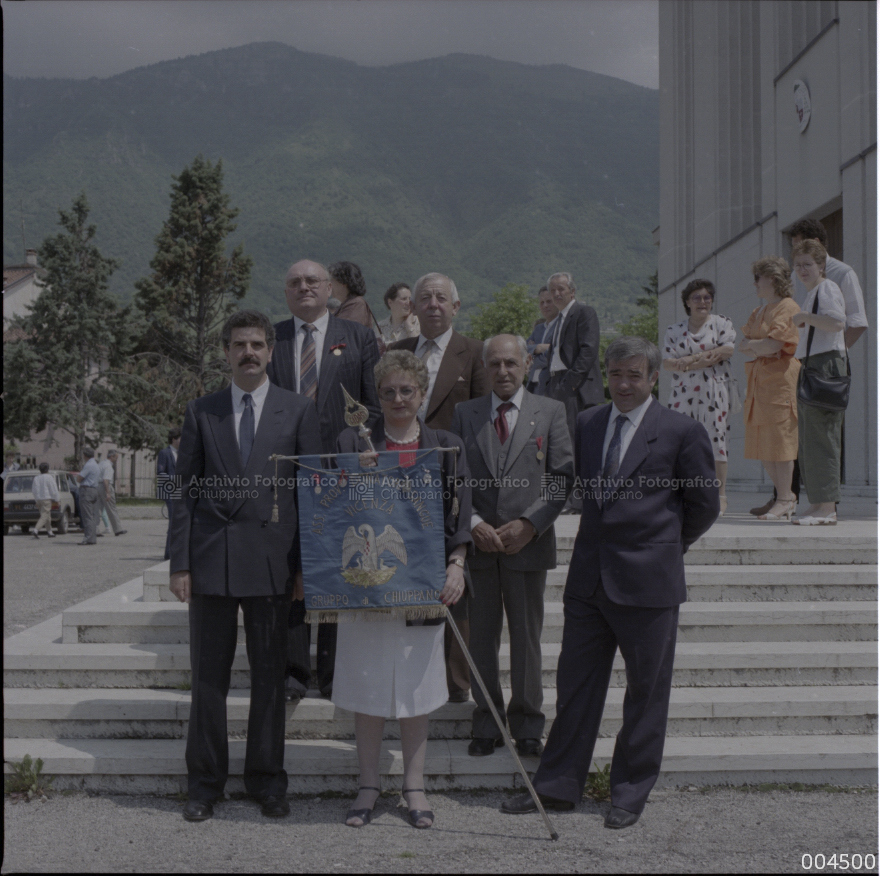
top-left (126, 155), bottom-right (252, 448)
top-left (614, 271), bottom-right (658, 344)
top-left (3, 193), bottom-right (130, 462)
top-left (467, 283), bottom-right (540, 342)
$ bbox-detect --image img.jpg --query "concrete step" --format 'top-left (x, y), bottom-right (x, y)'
top-left (5, 640), bottom-right (876, 689)
top-left (546, 565), bottom-right (879, 602)
top-left (4, 734), bottom-right (876, 795)
top-left (5, 686), bottom-right (875, 740)
top-left (61, 600), bottom-right (878, 645)
top-left (555, 533), bottom-right (877, 566)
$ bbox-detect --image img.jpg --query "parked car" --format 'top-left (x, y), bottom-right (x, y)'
top-left (3, 469), bottom-right (79, 535)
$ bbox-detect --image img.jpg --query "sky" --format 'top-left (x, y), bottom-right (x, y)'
top-left (1, 0), bottom-right (659, 89)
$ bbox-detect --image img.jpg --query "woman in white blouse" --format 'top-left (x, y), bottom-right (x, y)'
top-left (377, 283), bottom-right (420, 347)
top-left (790, 240), bottom-right (847, 525)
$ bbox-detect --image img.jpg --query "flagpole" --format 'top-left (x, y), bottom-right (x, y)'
top-left (444, 606), bottom-right (559, 842)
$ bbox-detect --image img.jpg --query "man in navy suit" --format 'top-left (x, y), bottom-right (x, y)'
top-left (170, 310), bottom-right (322, 822)
top-left (268, 259), bottom-right (381, 699)
top-left (502, 337), bottom-right (719, 828)
top-left (157, 426), bottom-right (181, 560)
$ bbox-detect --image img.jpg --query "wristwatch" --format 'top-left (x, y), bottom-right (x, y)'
top-left (448, 556), bottom-right (465, 569)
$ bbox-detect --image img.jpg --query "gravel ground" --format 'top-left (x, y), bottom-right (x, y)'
top-left (2, 787), bottom-right (877, 873)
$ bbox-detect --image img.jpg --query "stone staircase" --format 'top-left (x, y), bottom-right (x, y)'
top-left (4, 519), bottom-right (878, 794)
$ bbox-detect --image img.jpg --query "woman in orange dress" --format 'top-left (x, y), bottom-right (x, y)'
top-left (737, 256), bottom-right (801, 521)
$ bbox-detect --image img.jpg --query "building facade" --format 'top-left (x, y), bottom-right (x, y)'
top-left (658, 0), bottom-right (876, 493)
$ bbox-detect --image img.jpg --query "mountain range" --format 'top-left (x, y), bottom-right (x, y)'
top-left (3, 42), bottom-right (658, 326)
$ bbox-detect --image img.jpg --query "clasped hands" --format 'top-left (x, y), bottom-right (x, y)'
top-left (472, 519), bottom-right (535, 555)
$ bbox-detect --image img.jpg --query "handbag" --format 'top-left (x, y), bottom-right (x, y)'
top-left (726, 374), bottom-right (743, 415)
top-left (796, 292), bottom-right (850, 412)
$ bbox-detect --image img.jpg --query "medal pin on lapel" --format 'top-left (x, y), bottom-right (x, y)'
top-left (536, 435), bottom-right (545, 460)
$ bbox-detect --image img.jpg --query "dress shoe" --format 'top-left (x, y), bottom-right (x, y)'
top-left (96, 533), bottom-right (104, 537)
top-left (47, 532), bottom-right (55, 538)
top-left (33, 532), bottom-right (40, 539)
top-left (76, 540), bottom-right (96, 545)
top-left (604, 806), bottom-right (640, 829)
top-left (114, 529), bottom-right (127, 536)
top-left (259, 795), bottom-right (290, 818)
top-left (468, 737), bottom-right (503, 756)
top-left (749, 497), bottom-right (775, 516)
top-left (401, 788), bottom-right (434, 829)
top-left (501, 791), bottom-right (574, 814)
top-left (345, 786), bottom-right (380, 828)
top-left (285, 676), bottom-right (307, 704)
top-left (515, 738), bottom-right (544, 757)
top-left (447, 689), bottom-right (470, 703)
top-left (182, 799), bottom-right (214, 822)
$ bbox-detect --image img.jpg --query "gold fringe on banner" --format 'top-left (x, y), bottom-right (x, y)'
top-left (305, 604), bottom-right (447, 625)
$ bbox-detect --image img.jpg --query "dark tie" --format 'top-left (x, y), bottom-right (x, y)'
top-left (494, 402), bottom-right (514, 444)
top-left (300, 323), bottom-right (317, 400)
top-left (547, 316), bottom-right (562, 365)
top-left (601, 414), bottom-right (627, 505)
top-left (239, 394), bottom-right (254, 467)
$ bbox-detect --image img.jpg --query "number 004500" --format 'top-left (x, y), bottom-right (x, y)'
top-left (802, 853), bottom-right (877, 870)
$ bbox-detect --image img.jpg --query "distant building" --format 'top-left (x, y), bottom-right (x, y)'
top-left (3, 249), bottom-right (44, 339)
top-left (657, 0), bottom-right (876, 493)
top-left (3, 250), bottom-right (158, 496)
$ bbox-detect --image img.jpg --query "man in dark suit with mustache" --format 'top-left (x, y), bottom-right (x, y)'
top-left (170, 310), bottom-right (322, 822)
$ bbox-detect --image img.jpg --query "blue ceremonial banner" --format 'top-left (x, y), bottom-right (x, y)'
top-left (296, 450), bottom-right (448, 621)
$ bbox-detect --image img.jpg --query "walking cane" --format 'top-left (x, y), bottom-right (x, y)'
top-left (444, 606), bottom-right (559, 841)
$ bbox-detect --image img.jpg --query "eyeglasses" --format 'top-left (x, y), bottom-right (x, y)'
top-left (379, 386), bottom-right (420, 401)
top-left (286, 275), bottom-right (329, 291)
top-left (688, 295), bottom-right (713, 303)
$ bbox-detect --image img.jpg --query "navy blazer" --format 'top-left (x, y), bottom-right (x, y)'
top-left (268, 314), bottom-right (381, 454)
top-left (567, 400), bottom-right (719, 608)
top-left (170, 382), bottom-right (323, 597)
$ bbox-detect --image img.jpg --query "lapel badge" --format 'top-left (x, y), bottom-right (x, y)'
top-left (536, 435), bottom-right (545, 460)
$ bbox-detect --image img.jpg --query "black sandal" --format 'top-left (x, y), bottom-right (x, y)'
top-left (401, 788), bottom-right (434, 829)
top-left (345, 786), bottom-right (380, 828)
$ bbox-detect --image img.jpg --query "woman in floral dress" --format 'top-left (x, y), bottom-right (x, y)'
top-left (662, 279), bottom-right (736, 513)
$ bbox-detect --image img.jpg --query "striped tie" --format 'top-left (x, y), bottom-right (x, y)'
top-left (601, 414), bottom-right (627, 506)
top-left (300, 323), bottom-right (317, 400)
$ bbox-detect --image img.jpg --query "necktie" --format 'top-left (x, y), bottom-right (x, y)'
top-left (419, 338), bottom-right (436, 363)
top-left (547, 317), bottom-right (562, 366)
top-left (601, 414), bottom-right (627, 505)
top-left (494, 402), bottom-right (514, 444)
top-left (300, 323), bottom-right (317, 400)
top-left (240, 394), bottom-right (254, 467)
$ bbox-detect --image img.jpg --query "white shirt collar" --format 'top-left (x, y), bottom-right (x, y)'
top-left (610, 394), bottom-right (654, 428)
top-left (491, 385), bottom-right (525, 414)
top-left (417, 326), bottom-right (453, 355)
top-left (560, 299), bottom-right (576, 319)
top-left (231, 375), bottom-right (270, 407)
top-left (293, 310), bottom-right (330, 334)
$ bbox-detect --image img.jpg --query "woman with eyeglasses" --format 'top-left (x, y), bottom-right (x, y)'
top-left (737, 256), bottom-right (801, 520)
top-left (333, 349), bottom-right (473, 830)
top-left (662, 279), bottom-right (736, 513)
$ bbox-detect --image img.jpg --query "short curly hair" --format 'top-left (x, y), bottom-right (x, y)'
top-left (789, 218), bottom-right (828, 247)
top-left (751, 256), bottom-right (793, 299)
top-left (383, 282), bottom-right (411, 309)
top-left (328, 261), bottom-right (367, 298)
top-left (373, 349), bottom-right (429, 395)
top-left (790, 239), bottom-right (827, 276)
top-left (680, 279), bottom-right (715, 316)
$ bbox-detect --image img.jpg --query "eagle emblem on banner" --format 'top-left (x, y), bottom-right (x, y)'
top-left (341, 523), bottom-right (408, 587)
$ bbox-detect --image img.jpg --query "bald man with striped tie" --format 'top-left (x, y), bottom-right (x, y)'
top-left (268, 259), bottom-right (381, 699)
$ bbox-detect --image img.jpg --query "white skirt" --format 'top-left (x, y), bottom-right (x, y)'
top-left (331, 614), bottom-right (447, 719)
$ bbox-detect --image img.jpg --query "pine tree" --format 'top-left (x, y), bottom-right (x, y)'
top-left (129, 155), bottom-right (252, 442)
top-left (3, 193), bottom-right (129, 462)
